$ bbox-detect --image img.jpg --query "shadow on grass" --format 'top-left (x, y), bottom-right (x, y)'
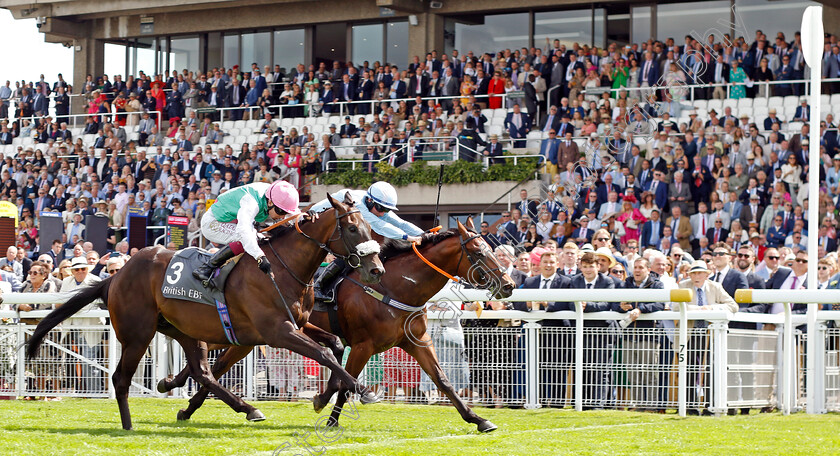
top-left (136, 419), bottom-right (313, 432)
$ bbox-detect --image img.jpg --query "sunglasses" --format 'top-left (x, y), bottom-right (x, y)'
top-left (72, 267), bottom-right (88, 272)
top-left (819, 266), bottom-right (830, 271)
top-left (611, 269), bottom-right (625, 275)
top-left (767, 255), bottom-right (780, 260)
top-left (28, 271), bottom-right (42, 276)
top-left (795, 258), bottom-right (808, 264)
top-left (373, 203), bottom-right (390, 213)
top-left (108, 268), bottom-right (121, 274)
top-left (712, 252), bottom-right (730, 256)
top-left (736, 253), bottom-right (753, 259)
top-left (596, 237), bottom-right (610, 242)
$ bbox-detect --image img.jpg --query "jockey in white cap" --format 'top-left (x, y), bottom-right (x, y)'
top-left (309, 181), bottom-right (423, 300)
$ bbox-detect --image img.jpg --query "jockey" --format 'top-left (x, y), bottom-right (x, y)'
top-left (310, 181), bottom-right (423, 300)
top-left (193, 180), bottom-right (301, 286)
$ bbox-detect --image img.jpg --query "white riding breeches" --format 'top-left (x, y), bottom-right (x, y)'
top-left (201, 210), bottom-right (240, 246)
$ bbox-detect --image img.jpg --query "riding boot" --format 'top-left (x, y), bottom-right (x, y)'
top-left (193, 245), bottom-right (236, 287)
top-left (314, 261), bottom-right (345, 303)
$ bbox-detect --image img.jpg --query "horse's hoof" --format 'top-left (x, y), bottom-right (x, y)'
top-left (156, 378), bottom-right (169, 394)
top-left (176, 409), bottom-right (190, 421)
top-left (325, 417), bottom-right (340, 427)
top-left (477, 420), bottom-right (498, 433)
top-left (359, 390), bottom-right (380, 405)
top-left (246, 409), bottom-right (266, 422)
top-left (312, 395), bottom-right (327, 413)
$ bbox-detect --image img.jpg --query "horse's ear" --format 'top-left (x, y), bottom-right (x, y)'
top-left (465, 216), bottom-right (476, 231)
top-left (343, 191), bottom-right (355, 207)
top-left (326, 192), bottom-right (339, 209)
top-left (456, 219), bottom-right (468, 237)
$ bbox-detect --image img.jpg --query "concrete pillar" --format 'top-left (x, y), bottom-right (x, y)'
top-left (408, 13), bottom-right (445, 61)
top-left (822, 4), bottom-right (840, 39)
top-left (72, 36), bottom-right (104, 113)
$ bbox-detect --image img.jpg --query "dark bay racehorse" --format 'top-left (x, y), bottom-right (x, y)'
top-left (26, 193), bottom-right (384, 430)
top-left (160, 218), bottom-right (515, 432)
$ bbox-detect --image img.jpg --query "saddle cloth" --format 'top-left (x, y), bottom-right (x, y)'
top-left (161, 247), bottom-right (239, 306)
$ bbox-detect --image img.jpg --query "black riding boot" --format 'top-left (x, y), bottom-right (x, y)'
top-left (314, 260), bottom-right (345, 302)
top-left (193, 245), bottom-right (236, 287)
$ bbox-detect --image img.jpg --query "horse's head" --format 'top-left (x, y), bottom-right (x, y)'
top-left (456, 217), bottom-right (515, 299)
top-left (327, 192), bottom-right (385, 284)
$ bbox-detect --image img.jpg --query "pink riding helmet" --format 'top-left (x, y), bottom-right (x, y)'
top-left (266, 181), bottom-right (302, 216)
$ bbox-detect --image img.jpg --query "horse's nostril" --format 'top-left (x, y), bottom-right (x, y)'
top-left (370, 268), bottom-right (383, 276)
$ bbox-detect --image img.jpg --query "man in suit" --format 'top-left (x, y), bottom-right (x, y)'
top-left (484, 135), bottom-right (505, 165)
top-left (666, 206), bottom-right (692, 250)
top-left (551, 252), bottom-right (616, 409)
top-left (540, 105), bottom-right (561, 133)
top-left (439, 68), bottom-right (459, 112)
top-left (640, 208), bottom-right (665, 249)
top-left (557, 131), bottom-right (579, 172)
top-left (338, 74), bottom-right (357, 115)
top-left (355, 71), bottom-right (375, 115)
top-left (539, 130), bottom-right (561, 175)
top-left (647, 170), bottom-right (669, 212)
top-left (617, 257), bottom-right (665, 407)
top-left (504, 104), bottom-right (531, 148)
top-left (706, 217), bottom-right (730, 245)
top-left (668, 171), bottom-right (691, 215)
top-left (766, 249), bottom-right (809, 333)
top-left (639, 51), bottom-right (660, 88)
top-left (522, 251), bottom-right (571, 406)
top-left (689, 155), bottom-right (714, 211)
top-left (690, 202), bottom-right (713, 249)
top-left (774, 54), bottom-right (795, 96)
top-left (558, 242), bottom-right (579, 276)
top-left (516, 189), bottom-right (538, 220)
top-left (739, 193), bottom-right (765, 232)
top-left (572, 217), bottom-right (594, 245)
top-left (339, 116), bottom-right (357, 138)
top-left (730, 245), bottom-right (770, 414)
top-left (708, 243), bottom-right (749, 299)
top-left (676, 260), bottom-right (738, 414)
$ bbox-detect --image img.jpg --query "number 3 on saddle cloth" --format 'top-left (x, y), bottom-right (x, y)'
top-left (161, 247), bottom-right (242, 345)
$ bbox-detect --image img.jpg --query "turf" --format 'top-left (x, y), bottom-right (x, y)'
top-left (0, 398), bottom-right (838, 455)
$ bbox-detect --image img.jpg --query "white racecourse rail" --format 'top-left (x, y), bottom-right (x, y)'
top-left (1, 288), bottom-right (839, 417)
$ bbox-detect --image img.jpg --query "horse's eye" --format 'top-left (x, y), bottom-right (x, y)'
top-left (348, 225), bottom-right (357, 233)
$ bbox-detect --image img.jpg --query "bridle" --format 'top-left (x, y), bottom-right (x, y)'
top-left (413, 229), bottom-right (505, 290)
top-left (264, 205), bottom-right (370, 288)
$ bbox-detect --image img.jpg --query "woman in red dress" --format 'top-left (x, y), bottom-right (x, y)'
top-left (487, 71), bottom-right (506, 109)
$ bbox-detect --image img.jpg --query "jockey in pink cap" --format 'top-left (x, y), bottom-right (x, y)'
top-left (193, 181), bottom-right (301, 287)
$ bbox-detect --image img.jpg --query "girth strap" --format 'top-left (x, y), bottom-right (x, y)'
top-left (344, 276), bottom-right (426, 312)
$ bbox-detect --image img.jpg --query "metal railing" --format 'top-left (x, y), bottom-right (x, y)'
top-left (583, 77), bottom-right (840, 104)
top-left (0, 287), bottom-right (834, 417)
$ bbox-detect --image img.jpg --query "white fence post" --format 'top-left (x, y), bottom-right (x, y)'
top-left (16, 324), bottom-right (25, 398)
top-left (244, 348), bottom-right (256, 401)
top-left (523, 321), bottom-right (541, 409)
top-left (108, 325), bottom-right (117, 399)
top-left (678, 306), bottom-right (688, 417)
top-left (710, 321), bottom-right (729, 415)
top-left (815, 321), bottom-right (827, 413)
top-left (782, 305), bottom-right (794, 415)
top-left (574, 302), bottom-right (584, 412)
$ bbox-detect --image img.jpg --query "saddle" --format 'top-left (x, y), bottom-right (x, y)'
top-left (313, 264), bottom-right (346, 304)
top-left (161, 247), bottom-right (240, 306)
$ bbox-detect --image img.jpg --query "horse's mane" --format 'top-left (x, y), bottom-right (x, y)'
top-left (379, 229), bottom-right (460, 262)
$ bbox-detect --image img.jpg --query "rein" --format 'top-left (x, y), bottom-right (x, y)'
top-left (259, 212), bottom-right (304, 233)
top-left (412, 243), bottom-right (461, 283)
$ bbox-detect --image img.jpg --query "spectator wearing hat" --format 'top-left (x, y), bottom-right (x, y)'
top-left (676, 260), bottom-right (738, 414)
top-left (763, 108), bottom-right (783, 131)
top-left (61, 255), bottom-right (104, 393)
top-left (485, 134), bottom-right (505, 165)
top-left (572, 216), bottom-right (594, 245)
top-left (739, 193), bottom-right (765, 230)
top-left (339, 116), bottom-right (357, 138)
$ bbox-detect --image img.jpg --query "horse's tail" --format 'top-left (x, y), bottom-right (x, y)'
top-left (26, 277), bottom-right (112, 359)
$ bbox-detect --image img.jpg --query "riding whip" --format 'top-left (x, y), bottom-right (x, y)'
top-left (433, 164), bottom-right (444, 227)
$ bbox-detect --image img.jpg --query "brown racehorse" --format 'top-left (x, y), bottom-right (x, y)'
top-left (159, 218), bottom-right (515, 433)
top-left (26, 193), bottom-right (385, 430)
